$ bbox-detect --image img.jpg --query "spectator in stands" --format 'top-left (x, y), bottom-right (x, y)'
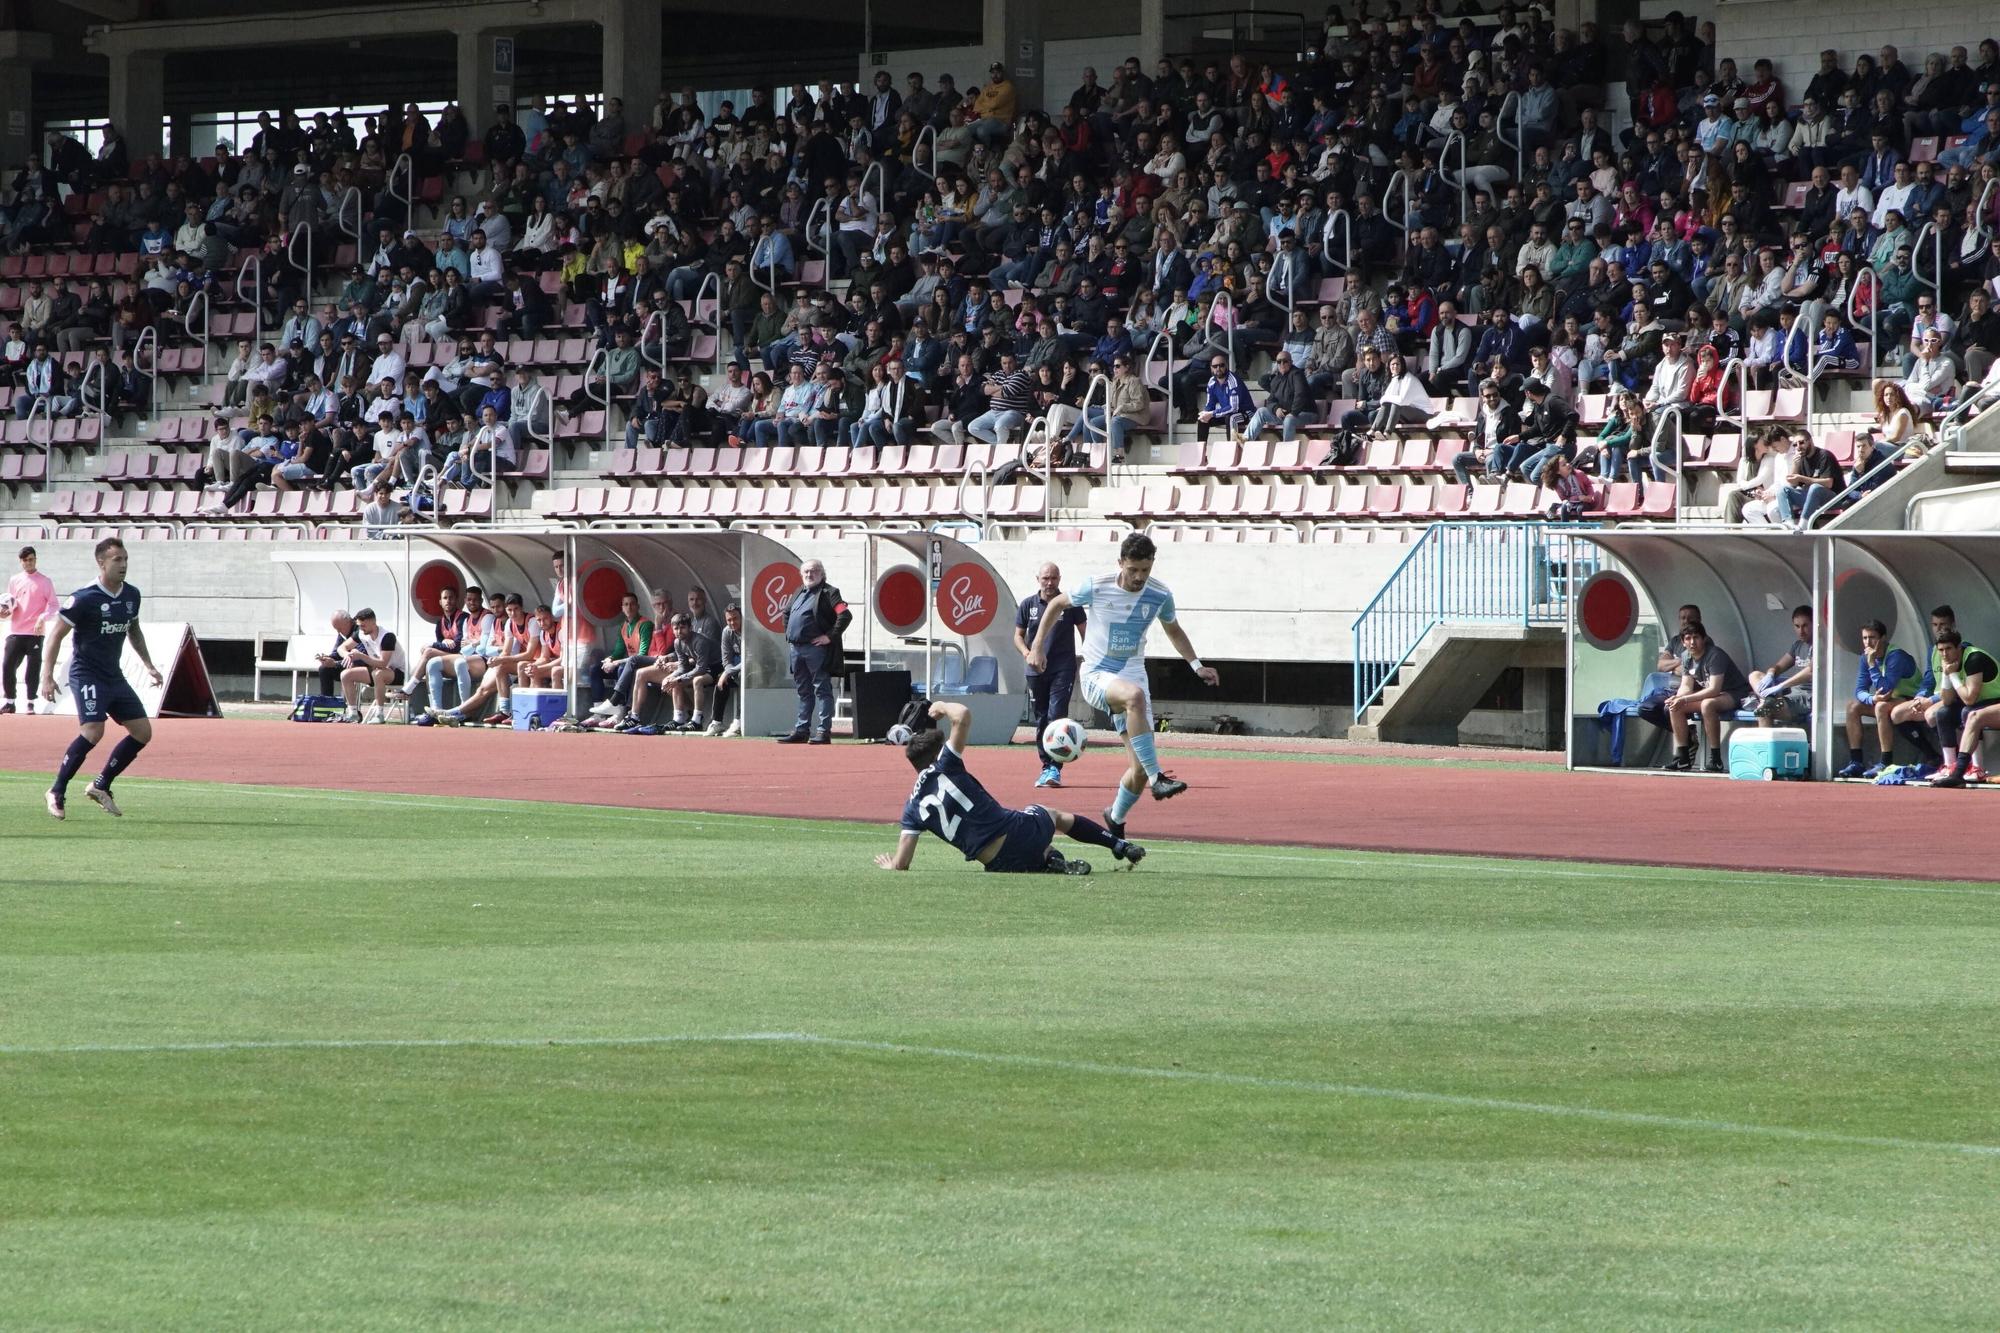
top-left (1723, 424), bottom-right (1792, 524)
top-left (1243, 349), bottom-right (1315, 441)
top-left (1348, 350), bottom-right (1433, 434)
top-left (1453, 380), bottom-right (1524, 484)
top-left (1193, 352), bottom-right (1253, 443)
top-left (1857, 381), bottom-right (1924, 491)
top-left (1776, 428), bottom-right (1847, 526)
top-left (1661, 621), bottom-right (1751, 773)
top-left (1900, 329), bottom-right (1956, 418)
top-left (970, 352), bottom-right (1033, 444)
top-left (1512, 378), bottom-right (1581, 483)
top-left (336, 607), bottom-right (403, 724)
top-left (1837, 619), bottom-right (1918, 778)
top-left (13, 346), bottom-right (75, 419)
top-left (1923, 630), bottom-right (2000, 787)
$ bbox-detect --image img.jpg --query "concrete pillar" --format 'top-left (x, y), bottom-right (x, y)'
top-left (984, 0), bottom-right (1043, 121)
top-left (0, 32), bottom-right (54, 174)
top-left (1138, 0), bottom-right (1165, 71)
top-left (458, 28), bottom-right (516, 138)
top-left (107, 51), bottom-right (165, 161)
top-left (600, 0), bottom-right (660, 126)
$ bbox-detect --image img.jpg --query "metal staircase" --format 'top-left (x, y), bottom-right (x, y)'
top-left (1348, 521), bottom-right (1597, 744)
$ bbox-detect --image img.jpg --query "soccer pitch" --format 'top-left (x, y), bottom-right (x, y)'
top-left (3, 774), bottom-right (1998, 1328)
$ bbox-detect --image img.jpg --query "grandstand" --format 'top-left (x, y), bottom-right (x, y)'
top-left (5, 0), bottom-right (2000, 748)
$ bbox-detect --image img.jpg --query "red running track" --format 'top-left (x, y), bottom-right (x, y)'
top-left (0, 717), bottom-right (1978, 882)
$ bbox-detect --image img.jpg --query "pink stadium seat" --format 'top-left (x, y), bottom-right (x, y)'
top-left (1363, 483), bottom-right (1401, 516)
top-left (1638, 483), bottom-right (1677, 518)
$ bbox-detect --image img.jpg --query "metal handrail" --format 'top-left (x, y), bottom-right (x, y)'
top-left (803, 195), bottom-right (832, 258)
top-left (1321, 207), bottom-right (1352, 276)
top-left (1382, 168), bottom-right (1411, 233)
top-left (1847, 266), bottom-right (1879, 393)
top-left (751, 231), bottom-right (781, 295)
top-left (955, 454), bottom-right (992, 539)
top-left (74, 356), bottom-right (108, 437)
top-left (858, 160), bottom-right (886, 220)
top-left (337, 185), bottom-right (363, 247)
top-left (1912, 219), bottom-right (1944, 299)
top-left (1648, 402), bottom-right (1687, 525)
top-left (1016, 413), bottom-right (1057, 525)
top-left (1141, 326), bottom-right (1178, 455)
top-left (1714, 355), bottom-right (1752, 435)
top-left (1351, 520), bottom-right (1593, 718)
top-left (23, 392), bottom-right (52, 475)
top-left (639, 307), bottom-right (669, 371)
top-left (1804, 429), bottom-right (1950, 531)
top-left (1979, 178), bottom-right (1999, 237)
top-left (286, 223), bottom-right (314, 283)
top-left (387, 152), bottom-right (415, 223)
top-left (129, 324), bottom-right (159, 420)
top-left (1199, 288), bottom-right (1237, 376)
top-left (911, 122), bottom-right (938, 179)
top-left (1496, 90), bottom-right (1525, 183)
top-left (1054, 371), bottom-right (1113, 514)
top-left (234, 252), bottom-right (263, 350)
top-left (1439, 131), bottom-right (1470, 226)
top-left (184, 288), bottom-right (211, 389)
top-left (583, 345), bottom-right (615, 448)
top-left (691, 270), bottom-right (723, 373)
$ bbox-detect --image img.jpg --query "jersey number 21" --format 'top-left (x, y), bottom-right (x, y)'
top-left (919, 776), bottom-right (973, 838)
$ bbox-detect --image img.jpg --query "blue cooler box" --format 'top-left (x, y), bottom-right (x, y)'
top-left (510, 688), bottom-right (568, 731)
top-left (1728, 726), bottom-right (1809, 780)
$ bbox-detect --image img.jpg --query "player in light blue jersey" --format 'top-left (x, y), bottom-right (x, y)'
top-left (1024, 532), bottom-right (1218, 839)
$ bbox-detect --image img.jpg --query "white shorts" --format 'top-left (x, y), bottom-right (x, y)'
top-left (1081, 665), bottom-right (1150, 733)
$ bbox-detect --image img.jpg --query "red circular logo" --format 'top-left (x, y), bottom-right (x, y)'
top-left (1578, 571), bottom-right (1639, 650)
top-left (580, 565), bottom-right (630, 621)
top-left (875, 565), bottom-right (927, 636)
top-left (410, 561), bottom-right (463, 620)
top-left (935, 562), bottom-right (1000, 635)
top-left (750, 561), bottom-right (803, 633)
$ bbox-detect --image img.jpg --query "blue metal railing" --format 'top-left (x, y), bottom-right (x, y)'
top-left (1351, 521), bottom-right (1600, 717)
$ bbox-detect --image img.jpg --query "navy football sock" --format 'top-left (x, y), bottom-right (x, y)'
top-left (96, 736), bottom-right (147, 791)
top-left (1896, 721), bottom-right (1941, 764)
top-left (1064, 815), bottom-right (1121, 852)
top-left (51, 735), bottom-right (97, 799)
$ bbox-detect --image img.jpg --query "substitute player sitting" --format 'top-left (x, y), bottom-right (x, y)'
top-left (1024, 532), bottom-right (1218, 840)
top-left (40, 536), bottom-right (163, 819)
top-left (878, 700), bottom-right (1146, 875)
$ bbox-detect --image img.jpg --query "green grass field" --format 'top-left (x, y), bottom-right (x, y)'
top-left (4, 771), bottom-right (1999, 1329)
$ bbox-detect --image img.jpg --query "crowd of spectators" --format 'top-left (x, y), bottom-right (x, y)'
top-left (6, 9), bottom-right (2000, 521)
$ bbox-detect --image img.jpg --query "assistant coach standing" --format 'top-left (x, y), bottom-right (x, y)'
top-left (1015, 561), bottom-right (1086, 787)
top-left (780, 558), bottom-right (850, 745)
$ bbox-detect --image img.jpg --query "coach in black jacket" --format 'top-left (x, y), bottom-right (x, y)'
top-left (779, 558), bottom-right (851, 744)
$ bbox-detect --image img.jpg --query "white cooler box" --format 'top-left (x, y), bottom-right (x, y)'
top-left (510, 688), bottom-right (568, 731)
top-left (1728, 726), bottom-right (1808, 780)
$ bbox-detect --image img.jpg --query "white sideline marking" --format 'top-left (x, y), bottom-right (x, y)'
top-left (41, 780), bottom-right (2000, 898)
top-left (3, 1029), bottom-right (1996, 1160)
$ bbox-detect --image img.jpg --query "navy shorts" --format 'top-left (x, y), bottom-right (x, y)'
top-left (70, 671), bottom-right (146, 725)
top-left (984, 804), bottom-right (1058, 873)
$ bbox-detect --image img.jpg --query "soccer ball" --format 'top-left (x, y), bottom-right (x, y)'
top-left (1041, 717), bottom-right (1087, 764)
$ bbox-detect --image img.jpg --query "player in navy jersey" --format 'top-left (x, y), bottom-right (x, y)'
top-left (39, 537), bottom-right (162, 820)
top-left (878, 700), bottom-right (1146, 875)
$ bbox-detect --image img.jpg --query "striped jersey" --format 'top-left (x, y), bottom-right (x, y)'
top-left (1068, 572), bottom-right (1176, 675)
